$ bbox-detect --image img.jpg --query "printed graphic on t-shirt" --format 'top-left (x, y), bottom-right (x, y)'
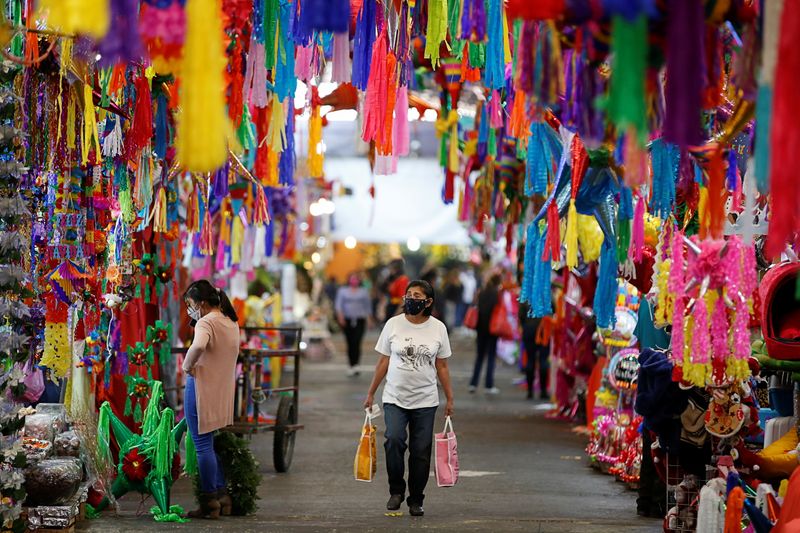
top-left (398, 337), bottom-right (435, 371)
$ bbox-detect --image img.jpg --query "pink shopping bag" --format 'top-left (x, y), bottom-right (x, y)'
top-left (434, 416), bottom-right (459, 487)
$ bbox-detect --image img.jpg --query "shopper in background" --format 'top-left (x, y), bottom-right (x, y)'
top-left (382, 259), bottom-right (409, 323)
top-left (336, 274), bottom-right (372, 376)
top-left (469, 272), bottom-right (502, 394)
top-left (443, 269), bottom-right (463, 329)
top-left (182, 280), bottom-right (240, 519)
top-left (519, 301), bottom-right (551, 400)
top-left (457, 266), bottom-right (477, 329)
top-left (364, 280), bottom-right (454, 517)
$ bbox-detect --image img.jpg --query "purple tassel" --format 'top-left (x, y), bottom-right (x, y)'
top-left (306, 0), bottom-right (349, 33)
top-left (98, 0), bottom-right (144, 67)
top-left (352, 0), bottom-right (377, 91)
top-left (460, 0), bottom-right (486, 41)
top-left (663, 0), bottom-right (704, 148)
top-left (212, 162), bottom-right (230, 199)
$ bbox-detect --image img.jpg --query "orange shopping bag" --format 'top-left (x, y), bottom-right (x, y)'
top-left (354, 410), bottom-right (377, 482)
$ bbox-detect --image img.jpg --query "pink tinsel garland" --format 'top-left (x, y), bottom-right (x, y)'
top-left (691, 297), bottom-right (710, 365)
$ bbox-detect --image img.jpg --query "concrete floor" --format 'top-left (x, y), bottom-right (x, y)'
top-left (82, 331), bottom-right (660, 532)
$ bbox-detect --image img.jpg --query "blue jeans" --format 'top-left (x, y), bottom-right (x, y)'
top-left (383, 403), bottom-right (437, 506)
top-left (184, 376), bottom-right (226, 493)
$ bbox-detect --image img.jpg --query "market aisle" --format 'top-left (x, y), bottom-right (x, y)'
top-left (84, 332), bottom-right (659, 533)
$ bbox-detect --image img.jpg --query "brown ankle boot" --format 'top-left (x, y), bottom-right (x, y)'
top-left (186, 492), bottom-right (221, 519)
top-left (216, 489), bottom-right (232, 516)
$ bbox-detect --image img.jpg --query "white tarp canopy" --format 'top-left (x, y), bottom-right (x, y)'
top-left (326, 158), bottom-right (470, 246)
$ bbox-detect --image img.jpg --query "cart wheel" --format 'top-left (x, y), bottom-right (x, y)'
top-left (274, 396), bottom-right (297, 472)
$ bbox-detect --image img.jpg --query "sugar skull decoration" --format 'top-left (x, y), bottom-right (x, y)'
top-left (599, 281), bottom-right (640, 348)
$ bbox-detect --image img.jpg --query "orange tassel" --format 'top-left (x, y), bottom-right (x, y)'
top-left (706, 148), bottom-right (726, 239)
top-left (377, 52), bottom-right (398, 155)
top-left (724, 487), bottom-right (744, 533)
top-left (508, 91), bottom-right (530, 142)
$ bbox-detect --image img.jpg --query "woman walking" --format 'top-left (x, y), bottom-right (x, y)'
top-left (336, 274), bottom-right (372, 376)
top-left (519, 302), bottom-right (551, 400)
top-left (364, 280), bottom-right (455, 517)
top-left (182, 280), bottom-right (240, 519)
top-left (469, 273), bottom-right (502, 394)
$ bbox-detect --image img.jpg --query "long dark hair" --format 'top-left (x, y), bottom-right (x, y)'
top-left (406, 279), bottom-right (435, 317)
top-left (183, 280), bottom-right (238, 323)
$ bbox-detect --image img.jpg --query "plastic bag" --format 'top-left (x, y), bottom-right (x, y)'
top-left (353, 410), bottom-right (376, 482)
top-left (434, 416), bottom-right (459, 487)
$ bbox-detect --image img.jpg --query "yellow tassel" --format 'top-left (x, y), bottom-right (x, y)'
top-left (308, 105), bottom-right (323, 177)
top-left (576, 214), bottom-right (602, 263)
top-left (267, 94), bottom-right (287, 153)
top-left (231, 217), bottom-right (244, 264)
top-left (153, 187), bottom-right (168, 233)
top-left (219, 199), bottom-right (232, 244)
top-left (448, 118), bottom-right (459, 172)
top-left (698, 186), bottom-right (709, 237)
top-left (268, 147), bottom-right (279, 186)
top-left (502, 8), bottom-right (512, 64)
top-left (38, 0), bottom-right (110, 39)
top-left (564, 200), bottom-right (579, 268)
top-left (66, 89), bottom-right (76, 150)
top-left (82, 83), bottom-right (102, 165)
top-left (177, 0), bottom-right (229, 172)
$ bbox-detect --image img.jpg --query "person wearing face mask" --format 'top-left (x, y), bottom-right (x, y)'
top-left (335, 273), bottom-right (372, 376)
top-left (364, 280), bottom-right (455, 517)
top-left (181, 280), bottom-right (240, 519)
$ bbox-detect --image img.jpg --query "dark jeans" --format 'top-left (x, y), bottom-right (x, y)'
top-left (470, 331), bottom-right (498, 388)
top-left (343, 318), bottom-right (366, 367)
top-left (637, 429), bottom-right (665, 515)
top-left (184, 376), bottom-right (226, 493)
top-left (522, 327), bottom-right (549, 396)
top-left (383, 403), bottom-right (437, 506)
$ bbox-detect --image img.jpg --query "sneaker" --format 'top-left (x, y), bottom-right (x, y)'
top-left (486, 387), bottom-right (500, 395)
top-left (409, 503), bottom-right (424, 517)
top-left (468, 385), bottom-right (477, 394)
top-left (346, 367), bottom-right (357, 377)
top-left (387, 494), bottom-right (404, 511)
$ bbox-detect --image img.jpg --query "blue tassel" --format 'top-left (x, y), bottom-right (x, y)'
top-left (593, 237), bottom-right (619, 329)
top-left (601, 0), bottom-right (657, 21)
top-left (275, 4), bottom-right (298, 101)
top-left (531, 221), bottom-right (553, 317)
top-left (754, 85), bottom-right (771, 194)
top-left (279, 98), bottom-right (295, 186)
top-left (649, 138), bottom-right (680, 219)
top-left (483, 0), bottom-right (505, 91)
top-left (252, 0), bottom-right (265, 42)
top-left (526, 122), bottom-right (559, 195)
top-left (305, 0), bottom-right (349, 33)
top-left (726, 147), bottom-right (738, 192)
top-left (352, 0), bottom-right (377, 91)
top-left (293, 0), bottom-right (315, 46)
top-left (154, 93), bottom-right (168, 159)
top-left (618, 186), bottom-right (634, 219)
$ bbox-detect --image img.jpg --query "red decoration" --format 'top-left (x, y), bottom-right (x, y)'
top-left (122, 448), bottom-right (150, 483)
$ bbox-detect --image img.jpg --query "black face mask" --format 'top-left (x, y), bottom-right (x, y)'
top-left (404, 298), bottom-right (428, 316)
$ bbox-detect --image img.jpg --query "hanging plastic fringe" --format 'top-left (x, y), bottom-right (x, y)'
top-left (331, 32), bottom-right (351, 83)
top-left (425, 0), bottom-right (449, 68)
top-left (176, 0), bottom-right (229, 172)
top-left (601, 14), bottom-right (649, 146)
top-left (279, 97), bottom-right (295, 185)
top-left (267, 94), bottom-right (287, 153)
top-left (617, 186), bottom-right (633, 263)
top-left (766, 0), bottom-right (800, 258)
top-left (593, 238), bottom-right (618, 329)
top-left (352, 0), bottom-right (377, 91)
top-left (393, 87), bottom-right (410, 156)
top-left (362, 31), bottom-right (389, 143)
top-left (630, 194), bottom-right (646, 262)
top-left (98, 0), bottom-right (144, 66)
top-left (650, 138), bottom-right (680, 219)
top-left (82, 84), bottom-right (102, 165)
top-left (484, 0), bottom-right (506, 90)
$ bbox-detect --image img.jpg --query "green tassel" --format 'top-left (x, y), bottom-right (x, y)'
top-left (599, 15), bottom-right (649, 145)
top-left (141, 381), bottom-right (164, 437)
top-left (468, 43), bottom-right (485, 68)
top-left (183, 431), bottom-right (199, 476)
top-left (424, 0), bottom-right (449, 67)
top-left (448, 0), bottom-right (465, 58)
top-left (151, 408), bottom-right (176, 481)
top-left (124, 396), bottom-right (133, 417)
top-left (488, 128), bottom-right (497, 158)
top-left (97, 402), bottom-right (112, 466)
top-left (263, 0), bottom-right (280, 70)
top-left (134, 401), bottom-right (144, 424)
top-left (617, 218), bottom-right (631, 263)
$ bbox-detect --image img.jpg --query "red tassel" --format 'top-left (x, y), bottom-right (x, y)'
top-left (444, 169), bottom-right (455, 203)
top-left (706, 148), bottom-right (726, 240)
top-left (377, 51), bottom-right (398, 155)
top-left (362, 30), bottom-right (389, 144)
top-left (460, 46), bottom-right (481, 82)
top-left (506, 0), bottom-right (565, 20)
top-left (254, 104), bottom-right (271, 183)
top-left (766, 2), bottom-right (800, 257)
top-left (227, 37), bottom-right (245, 127)
top-left (543, 201), bottom-right (561, 261)
top-left (127, 75), bottom-right (153, 159)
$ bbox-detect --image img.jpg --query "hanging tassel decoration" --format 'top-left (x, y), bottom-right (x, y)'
top-left (332, 32), bottom-right (352, 83)
top-left (425, 0), bottom-right (450, 68)
top-left (484, 0), bottom-right (506, 90)
top-left (253, 185), bottom-right (270, 226)
top-left (601, 13), bottom-right (649, 146)
top-left (176, 0), bottom-right (229, 172)
top-left (308, 103), bottom-right (324, 177)
top-left (393, 86), bottom-right (410, 156)
top-left (267, 94), bottom-right (287, 153)
top-left (630, 194), bottom-right (646, 262)
top-left (543, 200), bottom-right (561, 262)
top-left (565, 135), bottom-right (589, 268)
top-left (39, 0), bottom-right (110, 39)
top-left (724, 487), bottom-right (745, 533)
top-left (705, 148), bottom-right (726, 240)
top-left (650, 138), bottom-right (681, 219)
top-left (663, 0), bottom-right (704, 148)
top-left (183, 432), bottom-right (199, 475)
top-left (766, 0), bottom-right (800, 257)
top-left (243, 39), bottom-right (268, 108)
top-left (377, 51), bottom-right (399, 155)
top-left (593, 238), bottom-right (619, 329)
top-left (362, 31), bottom-right (389, 144)
top-left (98, 0), bottom-right (144, 66)
top-left (352, 0), bottom-right (377, 90)
top-left (126, 75), bottom-right (153, 160)
top-left (82, 83), bottom-right (102, 165)
top-left (279, 97), bottom-right (296, 185)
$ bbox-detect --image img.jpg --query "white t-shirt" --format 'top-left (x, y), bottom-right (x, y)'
top-left (375, 314), bottom-right (452, 409)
